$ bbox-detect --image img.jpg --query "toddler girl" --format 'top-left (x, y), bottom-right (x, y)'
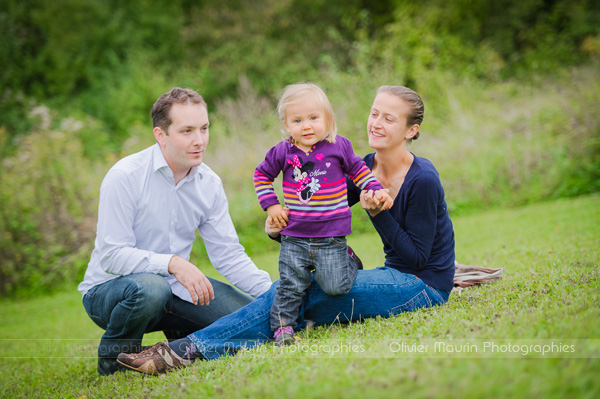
top-left (254, 82), bottom-right (392, 345)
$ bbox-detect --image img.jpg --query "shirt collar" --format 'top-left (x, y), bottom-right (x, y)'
top-left (152, 143), bottom-right (169, 172)
top-left (151, 143), bottom-right (201, 181)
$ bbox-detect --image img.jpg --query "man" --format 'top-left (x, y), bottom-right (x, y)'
top-left (78, 87), bottom-right (272, 375)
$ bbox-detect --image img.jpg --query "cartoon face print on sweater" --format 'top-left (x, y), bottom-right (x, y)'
top-left (286, 155), bottom-right (321, 204)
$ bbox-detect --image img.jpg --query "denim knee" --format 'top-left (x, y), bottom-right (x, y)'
top-left (316, 264), bottom-right (357, 296)
top-left (319, 280), bottom-right (353, 296)
top-left (122, 274), bottom-right (172, 317)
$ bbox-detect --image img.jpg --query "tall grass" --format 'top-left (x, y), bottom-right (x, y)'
top-left (0, 109), bottom-right (105, 297)
top-left (205, 65), bottom-right (600, 215)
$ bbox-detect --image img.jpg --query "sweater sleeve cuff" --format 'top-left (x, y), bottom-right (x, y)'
top-left (367, 181), bottom-right (384, 191)
top-left (260, 197), bottom-right (281, 211)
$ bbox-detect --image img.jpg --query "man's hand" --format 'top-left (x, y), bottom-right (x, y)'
top-left (168, 255), bottom-right (215, 305)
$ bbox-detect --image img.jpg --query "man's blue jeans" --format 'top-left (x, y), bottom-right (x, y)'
top-left (82, 273), bottom-right (252, 374)
top-left (271, 235), bottom-right (357, 330)
top-left (189, 267), bottom-right (450, 360)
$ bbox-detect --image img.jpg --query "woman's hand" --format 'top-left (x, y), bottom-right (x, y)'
top-left (360, 189), bottom-right (389, 217)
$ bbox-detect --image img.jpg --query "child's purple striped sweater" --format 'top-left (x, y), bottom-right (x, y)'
top-left (254, 136), bottom-right (383, 238)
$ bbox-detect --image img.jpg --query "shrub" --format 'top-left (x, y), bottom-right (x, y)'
top-left (0, 107), bottom-right (103, 297)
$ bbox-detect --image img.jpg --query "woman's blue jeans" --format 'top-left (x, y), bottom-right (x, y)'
top-left (83, 273), bottom-right (252, 374)
top-left (189, 267), bottom-right (450, 360)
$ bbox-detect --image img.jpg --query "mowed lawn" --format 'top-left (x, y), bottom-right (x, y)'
top-left (1, 195), bottom-right (599, 399)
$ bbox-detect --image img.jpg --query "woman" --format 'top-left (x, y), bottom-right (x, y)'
top-left (116, 85), bottom-right (455, 375)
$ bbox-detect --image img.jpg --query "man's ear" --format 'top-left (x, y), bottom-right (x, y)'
top-left (405, 124), bottom-right (419, 140)
top-left (153, 126), bottom-right (166, 146)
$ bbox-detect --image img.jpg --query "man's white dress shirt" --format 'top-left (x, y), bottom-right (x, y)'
top-left (78, 144), bottom-right (272, 302)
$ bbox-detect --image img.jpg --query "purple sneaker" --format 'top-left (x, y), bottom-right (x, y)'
top-left (348, 246), bottom-right (363, 270)
top-left (274, 326), bottom-right (294, 346)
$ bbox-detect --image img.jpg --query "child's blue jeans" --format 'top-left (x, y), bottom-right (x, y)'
top-left (270, 235), bottom-right (357, 330)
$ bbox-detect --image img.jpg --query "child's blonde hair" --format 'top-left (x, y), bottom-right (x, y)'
top-left (277, 82), bottom-right (337, 143)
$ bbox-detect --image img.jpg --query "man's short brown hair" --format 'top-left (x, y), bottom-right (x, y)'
top-left (152, 87), bottom-right (207, 132)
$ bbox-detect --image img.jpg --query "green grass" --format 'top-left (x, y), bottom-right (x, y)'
top-left (1, 195), bottom-right (599, 398)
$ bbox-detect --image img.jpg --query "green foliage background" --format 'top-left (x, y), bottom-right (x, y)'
top-left (1, 0), bottom-right (599, 297)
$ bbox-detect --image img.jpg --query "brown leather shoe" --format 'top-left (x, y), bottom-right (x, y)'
top-left (116, 340), bottom-right (193, 375)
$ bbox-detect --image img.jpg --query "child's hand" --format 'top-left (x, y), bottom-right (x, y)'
top-left (374, 189), bottom-right (394, 210)
top-left (267, 204), bottom-right (289, 229)
top-left (265, 207), bottom-right (289, 237)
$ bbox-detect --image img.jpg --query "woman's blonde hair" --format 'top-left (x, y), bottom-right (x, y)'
top-left (277, 82), bottom-right (337, 143)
